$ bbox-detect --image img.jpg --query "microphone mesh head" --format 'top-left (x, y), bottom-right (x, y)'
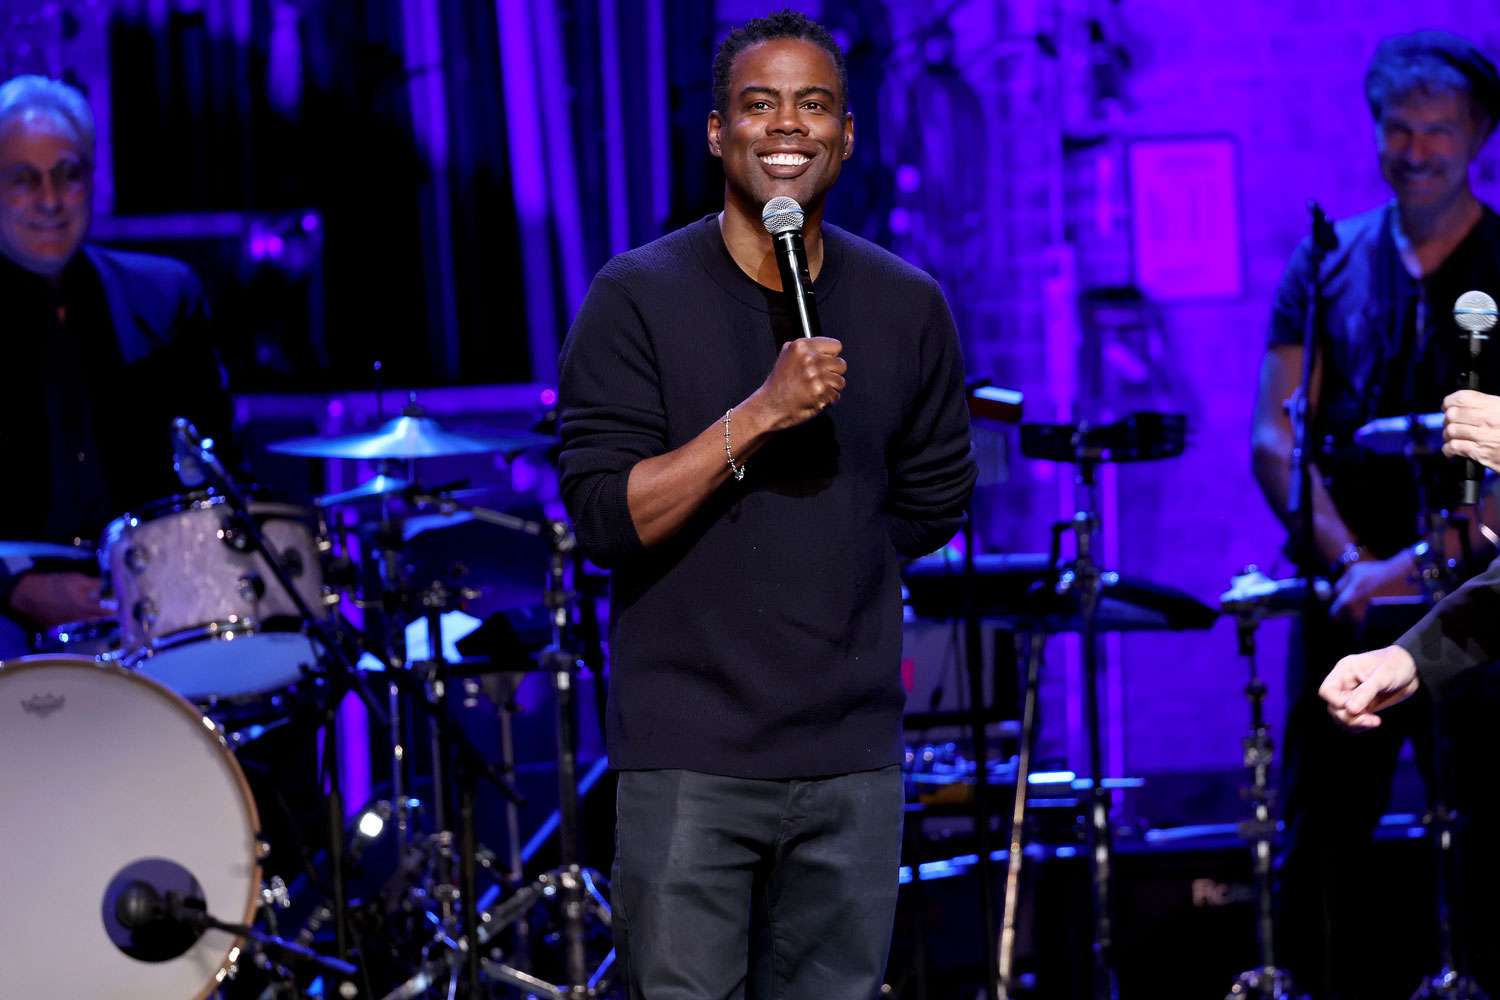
top-left (761, 196), bottom-right (804, 236)
top-left (1455, 289), bottom-right (1499, 334)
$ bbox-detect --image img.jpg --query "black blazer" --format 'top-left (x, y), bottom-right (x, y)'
top-left (1398, 553), bottom-right (1500, 696)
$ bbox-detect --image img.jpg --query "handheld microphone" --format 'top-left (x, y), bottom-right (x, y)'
top-left (1454, 290), bottom-right (1498, 505)
top-left (761, 196), bottom-right (821, 339)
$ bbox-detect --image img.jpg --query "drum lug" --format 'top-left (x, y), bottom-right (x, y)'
top-left (124, 545), bottom-right (148, 575)
top-left (238, 573), bottom-right (267, 603)
top-left (132, 598), bottom-right (158, 631)
top-left (256, 838), bottom-right (273, 862)
top-left (217, 517), bottom-right (252, 552)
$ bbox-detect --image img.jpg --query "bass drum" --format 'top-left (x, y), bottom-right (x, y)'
top-left (0, 656), bottom-right (261, 999)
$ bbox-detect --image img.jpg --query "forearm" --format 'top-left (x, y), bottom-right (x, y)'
top-left (626, 394), bottom-right (778, 548)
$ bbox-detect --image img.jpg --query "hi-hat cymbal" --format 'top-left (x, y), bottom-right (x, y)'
top-left (1353, 413), bottom-right (1444, 456)
top-left (315, 474), bottom-right (412, 506)
top-left (269, 414), bottom-right (552, 460)
top-left (0, 541), bottom-right (95, 562)
top-left (315, 475), bottom-right (492, 507)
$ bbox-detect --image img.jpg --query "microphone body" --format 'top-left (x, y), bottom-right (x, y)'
top-left (762, 197), bottom-right (821, 339)
top-left (1461, 359), bottom-right (1484, 506)
top-left (1454, 290), bottom-right (1499, 505)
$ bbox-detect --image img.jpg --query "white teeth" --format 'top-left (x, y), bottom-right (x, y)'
top-left (760, 153), bottom-right (809, 166)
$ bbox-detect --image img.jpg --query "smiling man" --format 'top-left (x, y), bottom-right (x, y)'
top-left (557, 10), bottom-right (975, 998)
top-left (0, 75), bottom-right (233, 654)
top-left (1248, 31), bottom-right (1500, 998)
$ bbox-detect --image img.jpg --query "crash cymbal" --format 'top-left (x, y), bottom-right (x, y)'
top-left (1353, 412), bottom-right (1444, 457)
top-left (0, 541), bottom-right (95, 562)
top-left (270, 414), bottom-right (552, 461)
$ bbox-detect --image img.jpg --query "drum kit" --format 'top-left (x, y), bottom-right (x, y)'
top-left (0, 402), bottom-right (616, 999)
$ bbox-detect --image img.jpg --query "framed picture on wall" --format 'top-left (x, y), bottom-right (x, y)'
top-left (1128, 136), bottom-right (1243, 300)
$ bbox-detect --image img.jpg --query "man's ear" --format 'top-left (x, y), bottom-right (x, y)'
top-left (841, 112), bottom-right (855, 160)
top-left (707, 111), bottom-right (724, 158)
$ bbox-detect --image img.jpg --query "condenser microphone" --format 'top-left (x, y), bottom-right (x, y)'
top-left (761, 196), bottom-right (821, 339)
top-left (1454, 290), bottom-right (1498, 505)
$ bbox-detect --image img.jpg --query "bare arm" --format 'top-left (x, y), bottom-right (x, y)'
top-left (625, 337), bottom-right (846, 548)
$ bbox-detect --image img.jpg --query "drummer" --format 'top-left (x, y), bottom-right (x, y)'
top-left (0, 74), bottom-right (234, 655)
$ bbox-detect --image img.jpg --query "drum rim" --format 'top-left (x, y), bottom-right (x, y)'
top-left (121, 623), bottom-right (319, 704)
top-left (103, 490), bottom-right (318, 543)
top-left (0, 653), bottom-right (264, 1000)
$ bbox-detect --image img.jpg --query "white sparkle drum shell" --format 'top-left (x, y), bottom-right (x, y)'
top-left (104, 494), bottom-right (329, 701)
top-left (0, 656), bottom-right (260, 1000)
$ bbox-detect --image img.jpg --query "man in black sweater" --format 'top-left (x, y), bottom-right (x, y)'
top-left (557, 11), bottom-right (976, 998)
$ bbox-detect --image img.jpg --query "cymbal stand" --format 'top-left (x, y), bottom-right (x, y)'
top-left (1411, 626), bottom-right (1486, 999)
top-left (1064, 453), bottom-right (1118, 1000)
top-left (996, 629), bottom-right (1046, 1000)
top-left (962, 509), bottom-right (1001, 1000)
top-left (382, 507), bottom-right (612, 999)
top-left (1224, 593), bottom-right (1296, 1000)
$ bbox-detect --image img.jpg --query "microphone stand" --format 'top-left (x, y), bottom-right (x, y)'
top-left (182, 423), bottom-right (383, 988)
top-left (161, 891), bottom-right (359, 979)
top-left (1286, 202), bottom-right (1339, 577)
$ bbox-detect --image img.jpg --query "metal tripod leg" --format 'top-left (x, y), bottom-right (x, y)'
top-left (998, 632), bottom-right (1046, 999)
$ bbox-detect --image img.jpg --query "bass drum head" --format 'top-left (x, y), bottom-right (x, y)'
top-left (0, 656), bottom-right (260, 1000)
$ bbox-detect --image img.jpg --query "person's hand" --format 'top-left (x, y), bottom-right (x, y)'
top-left (1329, 552), bottom-right (1419, 623)
top-left (1443, 389), bottom-right (1500, 472)
top-left (1319, 645), bottom-right (1420, 730)
top-left (744, 337), bottom-right (847, 433)
top-left (7, 572), bottom-right (112, 629)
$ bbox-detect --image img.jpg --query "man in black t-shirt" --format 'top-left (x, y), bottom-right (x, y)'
top-left (0, 75), bottom-right (232, 655)
top-left (1250, 31), bottom-right (1500, 998)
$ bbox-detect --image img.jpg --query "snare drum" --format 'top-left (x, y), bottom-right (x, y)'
top-left (103, 493), bottom-right (331, 701)
top-left (0, 655), bottom-right (261, 999)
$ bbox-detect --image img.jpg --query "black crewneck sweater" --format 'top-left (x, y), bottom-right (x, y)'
top-left (558, 215), bottom-right (976, 778)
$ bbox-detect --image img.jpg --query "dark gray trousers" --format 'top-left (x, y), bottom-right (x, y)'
top-left (612, 766), bottom-right (904, 1000)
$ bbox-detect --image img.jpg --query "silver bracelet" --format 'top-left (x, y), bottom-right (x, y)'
top-left (723, 408), bottom-right (747, 481)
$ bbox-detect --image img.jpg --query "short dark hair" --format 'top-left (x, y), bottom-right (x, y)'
top-left (712, 9), bottom-right (848, 117)
top-left (1365, 30), bottom-right (1500, 135)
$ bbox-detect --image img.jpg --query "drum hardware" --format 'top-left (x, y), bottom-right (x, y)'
top-left (325, 486), bottom-right (530, 999)
top-left (379, 508), bottom-right (611, 999)
top-left (1016, 411), bottom-right (1189, 1000)
top-left (1349, 402), bottom-right (1493, 999)
top-left (113, 878), bottom-right (358, 981)
top-left (1218, 568), bottom-right (1299, 1000)
top-left (175, 418), bottom-right (392, 988)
